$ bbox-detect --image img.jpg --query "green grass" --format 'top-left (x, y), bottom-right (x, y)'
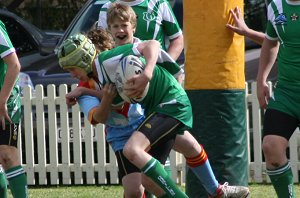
top-left (7, 183), bottom-right (300, 197)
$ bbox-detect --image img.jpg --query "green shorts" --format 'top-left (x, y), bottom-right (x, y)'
top-left (267, 83), bottom-right (300, 119)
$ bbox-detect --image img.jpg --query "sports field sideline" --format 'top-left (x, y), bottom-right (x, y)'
top-left (6, 184), bottom-right (300, 197)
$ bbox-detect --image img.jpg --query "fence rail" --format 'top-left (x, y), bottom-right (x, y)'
top-left (18, 82), bottom-right (300, 185)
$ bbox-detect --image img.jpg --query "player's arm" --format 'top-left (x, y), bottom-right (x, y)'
top-left (138, 40), bottom-right (160, 80)
top-left (167, 34), bottom-right (184, 61)
top-left (161, 0), bottom-right (184, 60)
top-left (92, 84), bottom-right (116, 124)
top-left (125, 40), bottom-right (160, 98)
top-left (226, 6), bottom-right (265, 45)
top-left (66, 87), bottom-right (103, 107)
top-left (0, 52), bottom-right (20, 126)
top-left (256, 37), bottom-right (279, 109)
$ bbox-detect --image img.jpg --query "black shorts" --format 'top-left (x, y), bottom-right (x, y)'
top-left (116, 150), bottom-right (140, 179)
top-left (0, 123), bottom-right (19, 148)
top-left (263, 108), bottom-right (300, 140)
top-left (116, 138), bottom-right (175, 179)
top-left (137, 112), bottom-right (181, 163)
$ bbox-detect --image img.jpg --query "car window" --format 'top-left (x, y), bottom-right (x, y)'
top-left (67, 1), bottom-right (105, 39)
top-left (2, 16), bottom-right (38, 57)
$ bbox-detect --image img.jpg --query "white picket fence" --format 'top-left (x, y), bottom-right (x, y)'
top-left (18, 82), bottom-right (300, 186)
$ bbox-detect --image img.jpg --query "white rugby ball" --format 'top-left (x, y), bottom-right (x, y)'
top-left (115, 55), bottom-right (149, 103)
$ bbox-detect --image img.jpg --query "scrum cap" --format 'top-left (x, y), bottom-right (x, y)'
top-left (57, 33), bottom-right (96, 74)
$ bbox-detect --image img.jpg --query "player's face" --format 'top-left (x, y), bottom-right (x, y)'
top-left (109, 18), bottom-right (135, 46)
top-left (66, 67), bottom-right (89, 82)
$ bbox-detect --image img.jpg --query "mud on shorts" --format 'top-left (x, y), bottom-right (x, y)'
top-left (264, 85), bottom-right (300, 140)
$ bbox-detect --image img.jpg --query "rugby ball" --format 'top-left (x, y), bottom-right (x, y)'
top-left (115, 55), bottom-right (149, 103)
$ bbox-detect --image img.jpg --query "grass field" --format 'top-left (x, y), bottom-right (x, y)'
top-left (6, 183), bottom-right (300, 197)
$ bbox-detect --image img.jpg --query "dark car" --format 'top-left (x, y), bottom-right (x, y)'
top-left (20, 0), bottom-right (109, 89)
top-left (0, 10), bottom-right (60, 61)
top-left (0, 9), bottom-right (75, 91)
top-left (0, 9), bottom-right (62, 59)
top-left (0, 8), bottom-right (78, 88)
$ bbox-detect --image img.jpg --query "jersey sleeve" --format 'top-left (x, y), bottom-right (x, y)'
top-left (160, 0), bottom-right (182, 40)
top-left (156, 48), bottom-right (183, 77)
top-left (97, 2), bottom-right (110, 29)
top-left (78, 95), bottom-right (101, 125)
top-left (265, 3), bottom-right (278, 40)
top-left (132, 41), bottom-right (183, 77)
top-left (0, 21), bottom-right (15, 58)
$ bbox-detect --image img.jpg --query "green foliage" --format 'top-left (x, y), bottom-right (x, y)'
top-left (11, 0), bottom-right (88, 31)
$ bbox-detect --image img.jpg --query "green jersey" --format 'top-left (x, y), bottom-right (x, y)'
top-left (0, 20), bottom-right (21, 124)
top-left (98, 0), bottom-right (182, 50)
top-left (94, 43), bottom-right (192, 130)
top-left (266, 0), bottom-right (300, 87)
top-left (133, 37), bottom-right (183, 77)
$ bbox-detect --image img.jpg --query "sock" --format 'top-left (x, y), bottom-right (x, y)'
top-left (142, 157), bottom-right (188, 198)
top-left (186, 144), bottom-right (219, 195)
top-left (157, 193), bottom-right (169, 198)
top-left (267, 162), bottom-right (295, 198)
top-left (6, 166), bottom-right (28, 198)
top-left (164, 157), bottom-right (172, 176)
top-left (145, 190), bottom-right (155, 198)
top-left (0, 166), bottom-right (7, 198)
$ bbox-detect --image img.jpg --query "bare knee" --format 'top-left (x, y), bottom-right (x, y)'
top-left (122, 173), bottom-right (144, 198)
top-left (123, 143), bottom-right (139, 163)
top-left (174, 131), bottom-right (201, 158)
top-left (124, 186), bottom-right (144, 198)
top-left (262, 135), bottom-right (288, 168)
top-left (127, 189), bottom-right (143, 198)
top-left (0, 146), bottom-right (19, 169)
top-left (262, 139), bottom-right (276, 156)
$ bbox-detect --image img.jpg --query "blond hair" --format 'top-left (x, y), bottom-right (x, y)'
top-left (107, 3), bottom-right (137, 29)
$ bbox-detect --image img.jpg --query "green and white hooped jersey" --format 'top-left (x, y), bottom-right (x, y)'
top-left (98, 0), bottom-right (182, 50)
top-left (95, 43), bottom-right (192, 130)
top-left (266, 0), bottom-right (300, 86)
top-left (0, 20), bottom-right (21, 124)
top-left (133, 37), bottom-right (183, 77)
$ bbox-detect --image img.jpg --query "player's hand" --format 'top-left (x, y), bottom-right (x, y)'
top-left (65, 97), bottom-right (77, 107)
top-left (0, 101), bottom-right (12, 130)
top-left (226, 6), bottom-right (249, 36)
top-left (124, 74), bottom-right (149, 98)
top-left (256, 81), bottom-right (270, 109)
top-left (102, 83), bottom-right (117, 101)
top-left (65, 88), bottom-right (83, 107)
top-left (176, 73), bottom-right (185, 85)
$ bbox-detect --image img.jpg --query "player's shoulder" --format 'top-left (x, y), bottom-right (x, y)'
top-left (101, 0), bottom-right (113, 10)
top-left (0, 20), bottom-right (7, 34)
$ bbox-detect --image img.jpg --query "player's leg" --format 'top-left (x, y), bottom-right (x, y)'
top-left (0, 165), bottom-right (7, 198)
top-left (263, 109), bottom-right (298, 198)
top-left (143, 137), bottom-right (177, 197)
top-left (123, 113), bottom-right (188, 197)
top-left (116, 150), bottom-right (145, 198)
top-left (173, 130), bottom-right (249, 197)
top-left (0, 123), bottom-right (28, 198)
